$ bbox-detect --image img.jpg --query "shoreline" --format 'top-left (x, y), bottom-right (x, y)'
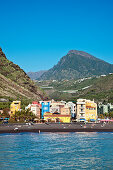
top-left (1, 129), bottom-right (113, 134)
top-left (1, 123), bottom-right (113, 133)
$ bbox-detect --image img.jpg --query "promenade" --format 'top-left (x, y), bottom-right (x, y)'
top-left (1, 122), bottom-right (113, 133)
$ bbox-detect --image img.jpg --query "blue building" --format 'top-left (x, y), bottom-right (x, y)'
top-left (41, 101), bottom-right (50, 118)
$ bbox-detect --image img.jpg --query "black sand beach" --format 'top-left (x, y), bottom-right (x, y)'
top-left (0, 122), bottom-right (113, 133)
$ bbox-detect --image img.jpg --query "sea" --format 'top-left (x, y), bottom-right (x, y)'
top-left (0, 132), bottom-right (113, 170)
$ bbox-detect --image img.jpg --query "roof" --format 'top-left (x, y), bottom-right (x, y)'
top-left (32, 101), bottom-right (38, 104)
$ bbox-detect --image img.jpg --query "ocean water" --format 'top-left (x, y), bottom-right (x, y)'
top-left (0, 132), bottom-right (113, 170)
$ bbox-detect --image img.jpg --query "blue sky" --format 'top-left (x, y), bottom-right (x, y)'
top-left (0, 0), bottom-right (113, 72)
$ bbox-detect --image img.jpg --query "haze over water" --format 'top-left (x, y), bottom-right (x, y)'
top-left (0, 132), bottom-right (113, 169)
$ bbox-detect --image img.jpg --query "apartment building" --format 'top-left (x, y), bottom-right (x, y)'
top-left (30, 104), bottom-right (41, 118)
top-left (25, 101), bottom-right (41, 118)
top-left (39, 101), bottom-right (51, 118)
top-left (98, 103), bottom-right (113, 115)
top-left (76, 99), bottom-right (97, 122)
top-left (67, 102), bottom-right (76, 118)
top-left (60, 105), bottom-right (71, 115)
top-left (50, 100), bottom-right (66, 113)
top-left (44, 100), bottom-right (71, 123)
top-left (10, 101), bottom-right (21, 115)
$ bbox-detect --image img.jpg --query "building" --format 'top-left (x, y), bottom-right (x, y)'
top-left (44, 112), bottom-right (71, 123)
top-left (25, 104), bottom-right (32, 110)
top-left (25, 101), bottom-right (41, 119)
top-left (32, 101), bottom-right (41, 108)
top-left (60, 105), bottom-right (71, 115)
top-left (39, 101), bottom-right (51, 118)
top-left (67, 102), bottom-right (76, 118)
top-left (44, 100), bottom-right (71, 123)
top-left (50, 105), bottom-right (60, 114)
top-left (30, 104), bottom-right (41, 118)
top-left (10, 101), bottom-right (21, 116)
top-left (50, 100), bottom-right (66, 114)
top-left (98, 103), bottom-right (113, 115)
top-left (76, 99), bottom-right (97, 122)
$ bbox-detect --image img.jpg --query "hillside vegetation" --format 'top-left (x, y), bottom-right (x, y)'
top-left (0, 48), bottom-right (45, 100)
top-left (37, 74), bottom-right (113, 103)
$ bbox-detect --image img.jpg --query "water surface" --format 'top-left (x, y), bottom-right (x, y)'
top-left (0, 132), bottom-right (113, 169)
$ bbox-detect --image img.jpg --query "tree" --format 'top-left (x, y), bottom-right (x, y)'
top-left (2, 108), bottom-right (10, 118)
top-left (98, 114), bottom-right (104, 119)
top-left (104, 112), bottom-right (109, 118)
top-left (109, 111), bottom-right (113, 118)
top-left (13, 109), bottom-right (36, 122)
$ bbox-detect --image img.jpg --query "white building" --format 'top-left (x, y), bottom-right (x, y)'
top-left (67, 102), bottom-right (76, 118)
top-left (25, 104), bottom-right (41, 118)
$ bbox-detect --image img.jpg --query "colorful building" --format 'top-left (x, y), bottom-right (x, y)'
top-left (50, 100), bottom-right (66, 113)
top-left (10, 101), bottom-right (21, 116)
top-left (44, 112), bottom-right (71, 123)
top-left (30, 104), bottom-right (41, 118)
top-left (76, 99), bottom-right (97, 122)
top-left (25, 101), bottom-right (41, 119)
top-left (85, 100), bottom-right (97, 121)
top-left (60, 105), bottom-right (71, 115)
top-left (39, 101), bottom-right (51, 118)
top-left (43, 100), bottom-right (71, 122)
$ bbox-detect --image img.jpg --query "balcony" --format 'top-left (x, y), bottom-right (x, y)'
top-left (80, 111), bottom-right (85, 113)
top-left (77, 102), bottom-right (85, 104)
top-left (80, 116), bottom-right (85, 119)
top-left (79, 107), bottom-right (85, 109)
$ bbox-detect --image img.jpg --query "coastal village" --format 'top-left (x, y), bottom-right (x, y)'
top-left (1, 98), bottom-right (113, 124)
top-left (10, 99), bottom-right (97, 123)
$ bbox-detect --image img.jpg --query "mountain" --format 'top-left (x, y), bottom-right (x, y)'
top-left (39, 50), bottom-right (113, 80)
top-left (27, 70), bottom-right (47, 80)
top-left (0, 48), bottom-right (45, 100)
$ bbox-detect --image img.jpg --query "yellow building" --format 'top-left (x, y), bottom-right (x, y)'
top-left (44, 112), bottom-right (71, 123)
top-left (10, 101), bottom-right (21, 116)
top-left (85, 100), bottom-right (97, 121)
top-left (76, 99), bottom-right (97, 122)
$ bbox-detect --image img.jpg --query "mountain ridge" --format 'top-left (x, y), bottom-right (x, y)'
top-left (27, 70), bottom-right (47, 80)
top-left (39, 50), bottom-right (113, 80)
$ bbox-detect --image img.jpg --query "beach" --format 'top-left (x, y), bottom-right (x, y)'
top-left (0, 122), bottom-right (113, 133)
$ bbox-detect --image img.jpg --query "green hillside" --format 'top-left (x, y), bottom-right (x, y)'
top-left (0, 48), bottom-right (45, 100)
top-left (37, 74), bottom-right (113, 103)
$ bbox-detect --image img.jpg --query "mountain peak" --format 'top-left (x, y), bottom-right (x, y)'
top-left (68, 50), bottom-right (94, 59)
top-left (39, 50), bottom-right (113, 80)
